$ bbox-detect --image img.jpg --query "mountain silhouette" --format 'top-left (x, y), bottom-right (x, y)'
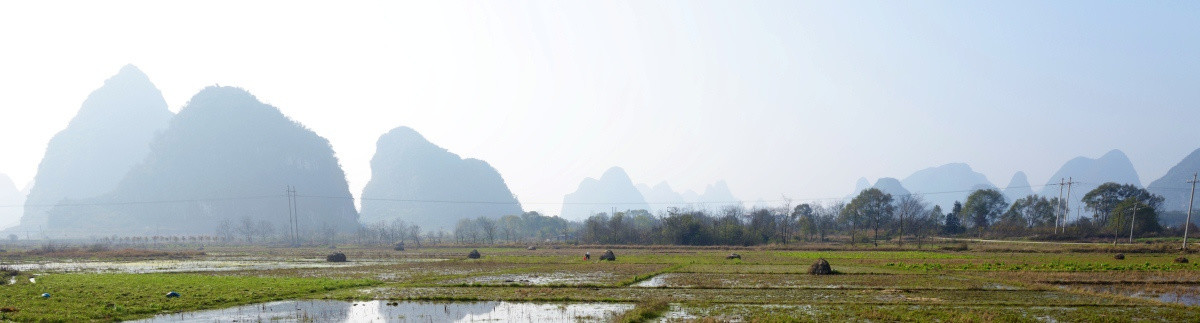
top-left (900, 163), bottom-right (997, 211)
top-left (636, 182), bottom-right (687, 214)
top-left (560, 167), bottom-right (649, 220)
top-left (1003, 171), bottom-right (1035, 201)
top-left (872, 177), bottom-right (911, 197)
top-left (359, 126), bottom-right (522, 232)
top-left (45, 86), bottom-right (358, 236)
top-left (1148, 148), bottom-right (1200, 212)
top-left (1037, 149), bottom-right (1141, 210)
top-left (16, 65), bottom-right (173, 233)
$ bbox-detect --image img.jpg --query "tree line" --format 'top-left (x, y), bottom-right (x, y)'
top-left (193, 181), bottom-right (1184, 247)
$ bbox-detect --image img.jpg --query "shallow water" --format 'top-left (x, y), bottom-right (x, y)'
top-left (135, 300), bottom-right (633, 322)
top-left (632, 273), bottom-right (673, 287)
top-left (1060, 284), bottom-right (1200, 306)
top-left (451, 272), bottom-right (615, 286)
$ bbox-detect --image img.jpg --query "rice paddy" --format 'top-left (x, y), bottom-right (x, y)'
top-left (0, 241), bottom-right (1197, 321)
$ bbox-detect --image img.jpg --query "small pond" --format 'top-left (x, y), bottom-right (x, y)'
top-left (135, 300), bottom-right (634, 322)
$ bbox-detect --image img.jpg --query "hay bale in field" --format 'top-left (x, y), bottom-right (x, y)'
top-left (527, 246), bottom-right (537, 250)
top-left (726, 253), bottom-right (741, 260)
top-left (809, 258), bottom-right (833, 275)
top-left (1176, 256), bottom-right (1189, 264)
top-left (599, 249), bottom-right (616, 261)
top-left (393, 242), bottom-right (405, 251)
top-left (1113, 253), bottom-right (1125, 260)
top-left (468, 249), bottom-right (482, 259)
top-left (326, 252), bottom-right (347, 262)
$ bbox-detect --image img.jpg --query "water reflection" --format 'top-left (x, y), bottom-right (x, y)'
top-left (136, 300), bottom-right (633, 322)
top-left (1060, 284), bottom-right (1200, 306)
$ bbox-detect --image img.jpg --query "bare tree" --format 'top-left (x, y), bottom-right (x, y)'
top-left (236, 216), bottom-right (256, 243)
top-left (408, 225), bottom-right (422, 248)
top-left (894, 195), bottom-right (928, 247)
top-left (256, 220), bottom-right (275, 243)
top-left (216, 218), bottom-right (234, 242)
top-left (500, 215), bottom-right (520, 242)
top-left (477, 217), bottom-right (497, 244)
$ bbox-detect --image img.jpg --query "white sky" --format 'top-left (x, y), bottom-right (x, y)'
top-left (1, 1), bottom-right (1199, 215)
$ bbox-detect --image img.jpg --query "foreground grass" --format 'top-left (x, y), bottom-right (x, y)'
top-left (1, 241), bottom-right (1197, 321)
top-left (0, 273), bottom-right (377, 322)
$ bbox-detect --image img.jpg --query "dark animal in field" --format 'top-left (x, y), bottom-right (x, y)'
top-left (809, 258), bottom-right (833, 275)
top-left (326, 252), bottom-right (347, 262)
top-left (527, 246), bottom-right (537, 250)
top-left (468, 249), bottom-right (482, 259)
top-left (726, 253), bottom-right (741, 260)
top-left (599, 250), bottom-right (616, 261)
top-left (1114, 253), bottom-right (1125, 260)
top-left (1176, 257), bottom-right (1189, 264)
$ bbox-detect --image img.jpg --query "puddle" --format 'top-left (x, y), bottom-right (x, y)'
top-left (1059, 284), bottom-right (1200, 306)
top-left (3, 259), bottom-right (432, 274)
top-left (448, 272), bottom-right (615, 286)
top-left (632, 274), bottom-right (674, 287)
top-left (134, 300), bottom-right (633, 322)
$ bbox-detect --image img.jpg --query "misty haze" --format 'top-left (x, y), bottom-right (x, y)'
top-left (1, 1), bottom-right (1199, 322)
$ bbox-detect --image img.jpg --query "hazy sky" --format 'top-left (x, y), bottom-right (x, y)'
top-left (1, 1), bottom-right (1198, 216)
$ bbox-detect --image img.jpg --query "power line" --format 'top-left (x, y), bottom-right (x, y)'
top-left (0, 182), bottom-right (1184, 209)
top-left (0, 195), bottom-right (282, 208)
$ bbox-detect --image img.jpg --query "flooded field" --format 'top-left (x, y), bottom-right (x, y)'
top-left (1060, 283), bottom-right (1200, 306)
top-left (135, 300), bottom-right (633, 322)
top-left (1, 243), bottom-right (1198, 321)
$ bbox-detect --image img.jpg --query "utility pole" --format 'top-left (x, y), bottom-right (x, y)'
top-left (1055, 178), bottom-right (1065, 234)
top-left (1128, 198), bottom-right (1141, 244)
top-left (285, 186), bottom-right (300, 247)
top-left (285, 186), bottom-right (295, 246)
top-left (1063, 177), bottom-right (1075, 233)
top-left (291, 186), bottom-right (300, 247)
top-left (1185, 173), bottom-right (1198, 250)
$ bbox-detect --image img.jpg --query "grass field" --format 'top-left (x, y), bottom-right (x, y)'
top-left (0, 240), bottom-right (1197, 322)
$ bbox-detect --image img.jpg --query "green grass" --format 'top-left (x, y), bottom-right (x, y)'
top-left (0, 273), bottom-right (377, 322)
top-left (2, 242), bottom-right (1198, 321)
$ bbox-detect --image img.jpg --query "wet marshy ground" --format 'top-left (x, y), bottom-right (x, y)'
top-left (1, 244), bottom-right (1198, 321)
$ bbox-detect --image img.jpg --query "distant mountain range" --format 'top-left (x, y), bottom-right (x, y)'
top-left (561, 167), bottom-right (650, 221)
top-left (1036, 149), bottom-right (1142, 210)
top-left (899, 163), bottom-right (996, 211)
top-left (635, 180), bottom-right (741, 214)
top-left (14, 65), bottom-right (173, 233)
top-left (43, 86), bottom-right (359, 236)
top-left (563, 168), bottom-right (740, 219)
top-left (848, 150), bottom-right (1148, 213)
top-left (359, 126), bottom-right (522, 232)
